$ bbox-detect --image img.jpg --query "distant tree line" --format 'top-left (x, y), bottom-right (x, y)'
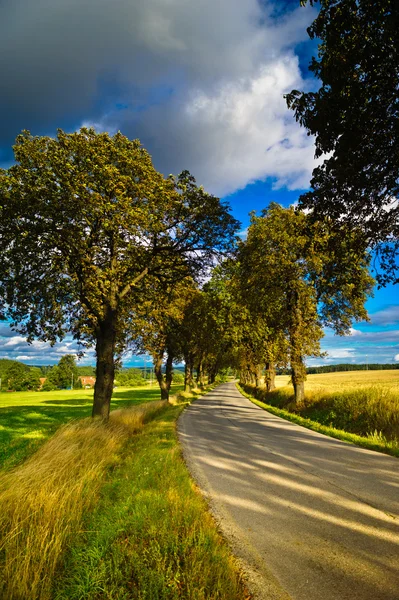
top-left (305, 363), bottom-right (399, 375)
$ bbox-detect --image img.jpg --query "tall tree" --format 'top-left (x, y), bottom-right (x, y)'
top-left (286, 0), bottom-right (399, 283)
top-left (237, 204), bottom-right (373, 403)
top-left (0, 129), bottom-right (239, 419)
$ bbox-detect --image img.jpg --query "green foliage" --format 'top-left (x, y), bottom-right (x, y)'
top-left (73, 378), bottom-right (83, 390)
top-left (0, 129), bottom-right (239, 418)
top-left (0, 359), bottom-right (26, 383)
top-left (0, 360), bottom-right (41, 391)
top-left (233, 204), bottom-right (373, 403)
top-left (115, 368), bottom-right (145, 387)
top-left (286, 0), bottom-right (399, 283)
top-left (76, 366), bottom-right (95, 376)
top-left (56, 355), bottom-right (79, 389)
top-left (171, 370), bottom-right (184, 383)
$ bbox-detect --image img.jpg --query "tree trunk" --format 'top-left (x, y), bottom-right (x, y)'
top-left (264, 362), bottom-right (276, 392)
top-left (165, 350), bottom-right (173, 394)
top-left (197, 360), bottom-right (205, 388)
top-left (184, 355), bottom-right (194, 392)
top-left (255, 365), bottom-right (263, 388)
top-left (92, 310), bottom-right (117, 420)
top-left (292, 378), bottom-right (305, 404)
top-left (291, 354), bottom-right (306, 405)
top-left (288, 289), bottom-right (306, 406)
top-left (154, 353), bottom-right (169, 401)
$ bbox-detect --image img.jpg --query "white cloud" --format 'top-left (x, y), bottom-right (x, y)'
top-left (96, 54), bottom-right (318, 197)
top-left (349, 328), bottom-right (362, 336)
top-left (325, 349), bottom-right (355, 359)
top-left (1, 0), bottom-right (320, 195)
top-left (394, 354), bottom-right (399, 362)
top-left (4, 336), bottom-right (27, 347)
top-left (371, 306), bottom-right (399, 326)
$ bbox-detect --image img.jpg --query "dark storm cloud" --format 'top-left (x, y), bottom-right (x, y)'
top-left (0, 0), bottom-right (317, 191)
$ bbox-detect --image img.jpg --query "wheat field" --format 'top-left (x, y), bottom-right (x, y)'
top-left (275, 369), bottom-right (399, 393)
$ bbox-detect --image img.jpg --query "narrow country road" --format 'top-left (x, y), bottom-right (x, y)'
top-left (178, 382), bottom-right (399, 600)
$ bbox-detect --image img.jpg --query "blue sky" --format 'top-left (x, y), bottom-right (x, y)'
top-left (0, 0), bottom-right (397, 367)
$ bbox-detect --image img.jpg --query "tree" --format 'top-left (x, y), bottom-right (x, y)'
top-left (57, 355), bottom-right (78, 389)
top-left (130, 279), bottom-right (195, 400)
top-left (24, 367), bottom-right (42, 391)
top-left (3, 361), bottom-right (30, 391)
top-left (286, 0), bottom-right (399, 283)
top-left (238, 207), bottom-right (323, 403)
top-left (237, 204), bottom-right (373, 403)
top-left (0, 129), bottom-right (239, 419)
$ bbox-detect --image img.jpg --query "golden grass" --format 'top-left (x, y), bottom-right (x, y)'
top-left (274, 369), bottom-right (399, 392)
top-left (245, 370), bottom-right (399, 448)
top-left (0, 401), bottom-right (166, 600)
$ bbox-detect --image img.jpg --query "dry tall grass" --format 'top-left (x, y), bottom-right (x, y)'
top-left (0, 401), bottom-right (166, 600)
top-left (243, 370), bottom-right (399, 443)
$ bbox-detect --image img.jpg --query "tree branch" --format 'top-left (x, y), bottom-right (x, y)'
top-left (118, 267), bottom-right (149, 300)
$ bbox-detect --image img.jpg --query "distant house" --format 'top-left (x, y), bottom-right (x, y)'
top-left (39, 377), bottom-right (47, 389)
top-left (79, 376), bottom-right (96, 388)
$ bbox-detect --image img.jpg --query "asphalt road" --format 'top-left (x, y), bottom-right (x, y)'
top-left (178, 382), bottom-right (399, 600)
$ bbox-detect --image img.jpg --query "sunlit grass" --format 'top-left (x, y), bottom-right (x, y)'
top-left (274, 369), bottom-right (399, 392)
top-left (0, 401), bottom-right (167, 600)
top-left (0, 384), bottom-right (183, 470)
top-left (0, 387), bottom-right (247, 600)
top-left (239, 370), bottom-right (399, 457)
top-left (52, 400), bottom-right (247, 600)
top-left (239, 384), bottom-right (399, 458)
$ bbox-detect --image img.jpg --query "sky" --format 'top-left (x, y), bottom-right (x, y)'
top-left (0, 0), bottom-right (397, 367)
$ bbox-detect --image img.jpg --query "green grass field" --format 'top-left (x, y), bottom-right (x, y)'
top-left (0, 385), bottom-right (183, 470)
top-left (0, 386), bottom-right (247, 600)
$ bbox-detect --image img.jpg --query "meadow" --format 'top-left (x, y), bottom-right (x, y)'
top-left (0, 384), bottom-right (247, 600)
top-left (240, 369), bottom-right (399, 456)
top-left (0, 385), bottom-right (182, 470)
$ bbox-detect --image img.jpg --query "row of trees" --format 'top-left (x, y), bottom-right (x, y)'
top-left (135, 204), bottom-right (373, 405)
top-left (231, 204), bottom-right (373, 403)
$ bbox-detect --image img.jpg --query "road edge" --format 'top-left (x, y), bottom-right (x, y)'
top-left (177, 386), bottom-right (292, 600)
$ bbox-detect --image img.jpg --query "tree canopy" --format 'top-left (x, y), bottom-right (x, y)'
top-left (234, 204), bottom-right (374, 403)
top-left (286, 0), bottom-right (399, 284)
top-left (0, 128), bottom-right (239, 418)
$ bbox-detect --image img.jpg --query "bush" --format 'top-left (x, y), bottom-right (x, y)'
top-left (41, 381), bottom-right (57, 392)
top-left (172, 371), bottom-right (184, 384)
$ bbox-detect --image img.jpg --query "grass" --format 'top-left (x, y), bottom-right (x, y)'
top-left (0, 387), bottom-right (248, 600)
top-left (0, 384), bottom-right (183, 471)
top-left (238, 370), bottom-right (399, 458)
top-left (273, 370), bottom-right (399, 392)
